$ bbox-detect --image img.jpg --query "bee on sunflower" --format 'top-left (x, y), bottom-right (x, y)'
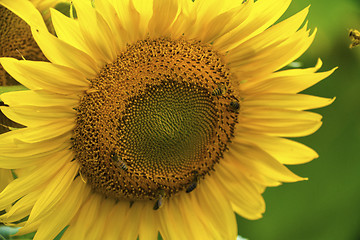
top-left (0, 0), bottom-right (335, 239)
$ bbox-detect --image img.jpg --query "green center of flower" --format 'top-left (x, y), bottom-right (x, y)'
top-left (119, 80), bottom-right (217, 178)
top-left (73, 38), bottom-right (239, 202)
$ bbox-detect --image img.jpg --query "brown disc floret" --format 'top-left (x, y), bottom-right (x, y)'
top-left (73, 37), bottom-right (239, 201)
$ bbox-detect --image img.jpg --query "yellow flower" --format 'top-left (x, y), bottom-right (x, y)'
top-left (0, 0), bottom-right (335, 239)
top-left (0, 169), bottom-right (13, 193)
top-left (0, 0), bottom-right (64, 86)
top-left (0, 112), bottom-right (20, 192)
top-left (0, 0), bottom-right (59, 214)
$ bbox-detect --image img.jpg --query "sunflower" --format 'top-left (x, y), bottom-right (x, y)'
top-left (0, 0), bottom-right (61, 213)
top-left (0, 169), bottom-right (12, 193)
top-left (0, 0), bottom-right (335, 239)
top-left (0, 0), bottom-right (66, 86)
top-left (0, 112), bottom-right (19, 193)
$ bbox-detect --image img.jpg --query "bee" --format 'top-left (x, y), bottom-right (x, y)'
top-left (111, 153), bottom-right (128, 171)
top-left (186, 171), bottom-right (200, 193)
top-left (153, 189), bottom-right (165, 210)
top-left (212, 84), bottom-right (228, 96)
top-left (349, 29), bottom-right (360, 48)
top-left (229, 101), bottom-right (240, 112)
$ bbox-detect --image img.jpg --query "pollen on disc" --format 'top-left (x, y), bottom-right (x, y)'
top-left (73, 37), bottom-right (239, 201)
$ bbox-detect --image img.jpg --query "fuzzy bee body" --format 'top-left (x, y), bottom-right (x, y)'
top-left (111, 153), bottom-right (128, 171)
top-left (229, 101), bottom-right (240, 112)
top-left (212, 84), bottom-right (227, 96)
top-left (186, 171), bottom-right (200, 193)
top-left (118, 161), bottom-right (128, 171)
top-left (153, 196), bottom-right (163, 210)
top-left (349, 29), bottom-right (360, 48)
top-left (186, 181), bottom-right (198, 193)
top-left (153, 189), bottom-right (165, 210)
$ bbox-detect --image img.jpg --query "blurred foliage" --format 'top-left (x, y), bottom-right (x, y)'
top-left (0, 86), bottom-right (27, 95)
top-left (0, 227), bottom-right (33, 240)
top-left (237, 0), bottom-right (360, 240)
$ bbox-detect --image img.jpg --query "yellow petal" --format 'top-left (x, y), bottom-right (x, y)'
top-left (238, 108), bottom-right (323, 137)
top-left (50, 8), bottom-right (93, 57)
top-left (215, 164), bottom-right (265, 219)
top-left (1, 188), bottom-right (43, 223)
top-left (73, 0), bottom-right (117, 64)
top-left (229, 25), bottom-right (315, 79)
top-left (225, 6), bottom-right (309, 63)
top-left (112, 0), bottom-right (142, 44)
top-left (85, 199), bottom-right (115, 240)
top-left (200, 4), bottom-right (251, 43)
top-left (1, 90), bottom-right (79, 108)
top-left (93, 0), bottom-right (127, 54)
top-left (222, 149), bottom-right (282, 187)
top-left (176, 184), bottom-right (228, 239)
top-left (102, 201), bottom-right (130, 240)
top-left (214, 0), bottom-right (291, 51)
top-left (30, 27), bottom-right (98, 78)
top-left (1, 106), bottom-right (75, 127)
top-left (159, 196), bottom-right (191, 240)
top-left (243, 65), bottom-right (336, 94)
top-left (0, 146), bottom-right (71, 169)
top-left (62, 194), bottom-right (103, 240)
top-left (170, 0), bottom-right (195, 39)
top-left (0, 0), bottom-right (47, 31)
top-left (243, 58), bottom-right (321, 87)
top-left (241, 107), bottom-right (323, 121)
top-left (185, 0), bottom-right (226, 39)
top-left (32, 178), bottom-right (91, 240)
top-left (196, 177), bottom-right (237, 240)
top-left (148, 0), bottom-right (179, 38)
top-left (229, 141), bottom-right (306, 182)
top-left (121, 203), bottom-right (144, 240)
top-left (0, 168), bottom-right (12, 192)
top-left (132, 0), bottom-right (153, 40)
top-left (14, 218), bottom-right (40, 235)
top-left (0, 58), bottom-right (90, 94)
top-left (8, 121), bottom-right (74, 144)
top-left (176, 194), bottom-right (212, 239)
top-left (0, 134), bottom-right (70, 157)
top-left (243, 93), bottom-right (335, 110)
top-left (240, 122), bottom-right (323, 138)
top-left (236, 133), bottom-right (319, 165)
top-left (138, 202), bottom-right (159, 240)
top-left (0, 154), bottom-right (68, 210)
top-left (26, 161), bottom-right (79, 224)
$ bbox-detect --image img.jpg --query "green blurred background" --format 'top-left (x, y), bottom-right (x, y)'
top-left (237, 0), bottom-right (360, 239)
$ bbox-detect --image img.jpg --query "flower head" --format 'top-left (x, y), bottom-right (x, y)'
top-left (0, 0), bottom-right (65, 86)
top-left (0, 0), bottom-right (335, 239)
